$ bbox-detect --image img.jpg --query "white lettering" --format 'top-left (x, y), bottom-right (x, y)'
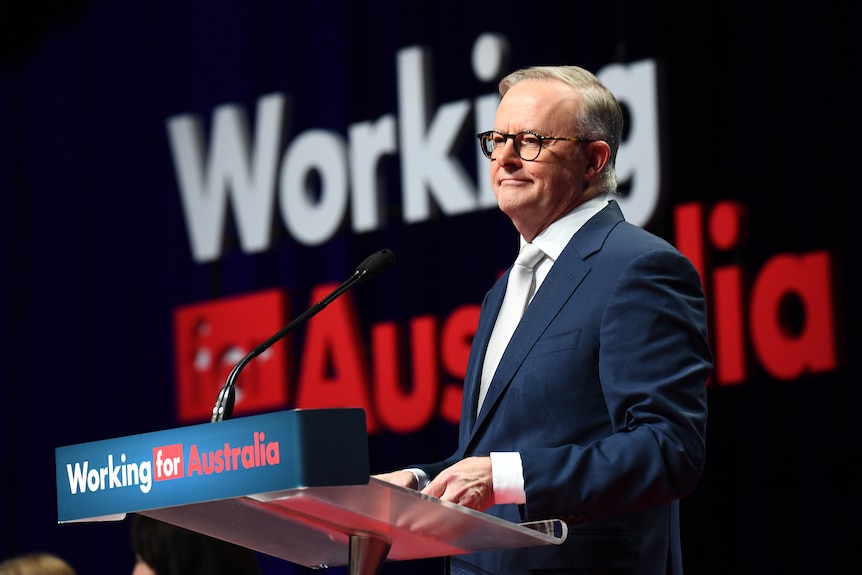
top-left (109, 454), bottom-right (122, 488)
top-left (598, 59), bottom-right (663, 228)
top-left (87, 467), bottom-right (100, 491)
top-left (397, 46), bottom-right (477, 222)
top-left (65, 454), bottom-right (153, 495)
top-left (167, 94), bottom-right (287, 262)
top-left (165, 34), bottom-right (664, 263)
top-left (348, 115), bottom-right (397, 233)
top-left (66, 462), bottom-right (88, 495)
top-left (471, 32), bottom-right (510, 209)
top-left (155, 448), bottom-right (164, 479)
top-left (138, 460), bottom-right (152, 493)
top-left (279, 129), bottom-right (349, 245)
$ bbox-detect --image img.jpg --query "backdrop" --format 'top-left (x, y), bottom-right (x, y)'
top-left (1, 1), bottom-right (858, 574)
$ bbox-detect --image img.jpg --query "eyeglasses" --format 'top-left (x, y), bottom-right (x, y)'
top-left (476, 131), bottom-right (592, 161)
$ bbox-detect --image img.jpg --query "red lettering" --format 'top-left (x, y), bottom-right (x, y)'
top-left (708, 202), bottom-right (749, 385)
top-left (372, 317), bottom-right (438, 433)
top-left (294, 284), bottom-right (378, 432)
top-left (171, 202), bottom-right (845, 434)
top-left (185, 445), bottom-right (203, 477)
top-left (439, 305), bottom-right (479, 424)
top-left (750, 252), bottom-right (838, 379)
top-left (180, 434), bottom-right (276, 477)
top-left (223, 443), bottom-right (233, 470)
top-left (256, 431), bottom-right (264, 466)
top-left (712, 266), bottom-right (747, 385)
top-left (241, 445), bottom-right (255, 468)
top-left (201, 451), bottom-right (215, 474)
top-left (674, 202), bottom-right (707, 296)
top-left (674, 201), bottom-right (840, 386)
top-left (266, 441), bottom-right (280, 465)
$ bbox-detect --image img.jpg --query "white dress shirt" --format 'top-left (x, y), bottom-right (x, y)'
top-left (411, 196), bottom-right (610, 504)
top-left (492, 196), bottom-right (609, 504)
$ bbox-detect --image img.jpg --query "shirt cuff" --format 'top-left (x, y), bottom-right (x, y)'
top-left (490, 452), bottom-right (525, 505)
top-left (404, 468), bottom-right (429, 490)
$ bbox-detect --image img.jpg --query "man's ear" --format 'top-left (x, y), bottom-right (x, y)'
top-left (584, 140), bottom-right (611, 181)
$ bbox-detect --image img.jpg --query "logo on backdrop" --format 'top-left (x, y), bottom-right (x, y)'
top-left (173, 289), bottom-right (290, 421)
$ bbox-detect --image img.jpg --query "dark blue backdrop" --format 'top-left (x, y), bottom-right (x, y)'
top-left (1, 1), bottom-right (858, 574)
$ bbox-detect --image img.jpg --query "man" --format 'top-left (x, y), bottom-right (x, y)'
top-left (377, 65), bottom-right (712, 575)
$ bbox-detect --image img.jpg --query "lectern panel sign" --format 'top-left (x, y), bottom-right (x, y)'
top-left (55, 408), bottom-right (369, 523)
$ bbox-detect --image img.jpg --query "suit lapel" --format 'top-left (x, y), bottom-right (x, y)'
top-left (467, 201), bottom-right (625, 442)
top-left (460, 278), bottom-right (506, 433)
top-left (471, 259), bottom-right (590, 432)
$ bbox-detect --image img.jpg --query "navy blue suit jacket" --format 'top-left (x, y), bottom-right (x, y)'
top-left (419, 201), bottom-right (712, 575)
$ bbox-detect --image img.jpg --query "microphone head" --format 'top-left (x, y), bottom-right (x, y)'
top-left (355, 249), bottom-right (395, 280)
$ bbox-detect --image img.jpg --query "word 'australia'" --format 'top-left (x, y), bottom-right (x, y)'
top-left (186, 431), bottom-right (280, 476)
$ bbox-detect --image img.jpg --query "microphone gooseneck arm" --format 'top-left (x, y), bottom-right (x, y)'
top-left (210, 249), bottom-right (395, 422)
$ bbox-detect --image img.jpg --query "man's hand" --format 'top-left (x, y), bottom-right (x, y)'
top-left (421, 456), bottom-right (494, 511)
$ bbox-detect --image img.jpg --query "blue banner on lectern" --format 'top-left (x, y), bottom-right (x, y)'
top-left (55, 408), bottom-right (369, 523)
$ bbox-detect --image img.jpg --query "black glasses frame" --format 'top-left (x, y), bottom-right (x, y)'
top-left (476, 130), bottom-right (592, 161)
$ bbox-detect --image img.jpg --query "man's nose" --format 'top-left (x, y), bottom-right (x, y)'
top-left (495, 137), bottom-right (521, 164)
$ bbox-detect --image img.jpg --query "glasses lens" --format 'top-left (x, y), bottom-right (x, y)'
top-left (477, 132), bottom-right (543, 161)
top-left (515, 133), bottom-right (541, 161)
top-left (478, 132), bottom-right (495, 159)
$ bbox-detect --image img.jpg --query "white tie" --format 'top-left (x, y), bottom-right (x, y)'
top-left (478, 243), bottom-right (545, 412)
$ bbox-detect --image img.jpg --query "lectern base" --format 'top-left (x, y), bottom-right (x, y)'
top-left (349, 533), bottom-right (392, 575)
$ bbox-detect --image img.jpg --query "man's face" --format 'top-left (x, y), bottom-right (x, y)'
top-left (490, 79), bottom-right (591, 241)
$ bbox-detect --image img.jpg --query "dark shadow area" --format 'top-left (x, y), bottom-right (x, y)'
top-left (0, 0), bottom-right (89, 65)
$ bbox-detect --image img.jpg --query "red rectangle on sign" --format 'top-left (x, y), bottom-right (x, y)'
top-left (173, 289), bottom-right (291, 423)
top-left (153, 444), bottom-right (185, 481)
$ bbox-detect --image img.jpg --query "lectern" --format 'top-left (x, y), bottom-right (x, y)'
top-left (56, 408), bottom-right (566, 574)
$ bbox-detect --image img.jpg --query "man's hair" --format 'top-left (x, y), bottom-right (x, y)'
top-left (0, 553), bottom-right (76, 575)
top-left (499, 66), bottom-right (623, 194)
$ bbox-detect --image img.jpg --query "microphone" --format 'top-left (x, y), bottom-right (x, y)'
top-left (210, 248), bottom-right (396, 422)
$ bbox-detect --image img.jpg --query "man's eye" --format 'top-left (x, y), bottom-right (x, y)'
top-left (491, 135), bottom-right (506, 146)
top-left (520, 135), bottom-right (540, 147)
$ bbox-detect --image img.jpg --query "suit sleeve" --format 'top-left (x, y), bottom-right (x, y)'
top-left (519, 246), bottom-right (712, 523)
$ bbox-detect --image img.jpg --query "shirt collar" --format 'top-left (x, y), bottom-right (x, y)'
top-left (520, 195), bottom-right (610, 261)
